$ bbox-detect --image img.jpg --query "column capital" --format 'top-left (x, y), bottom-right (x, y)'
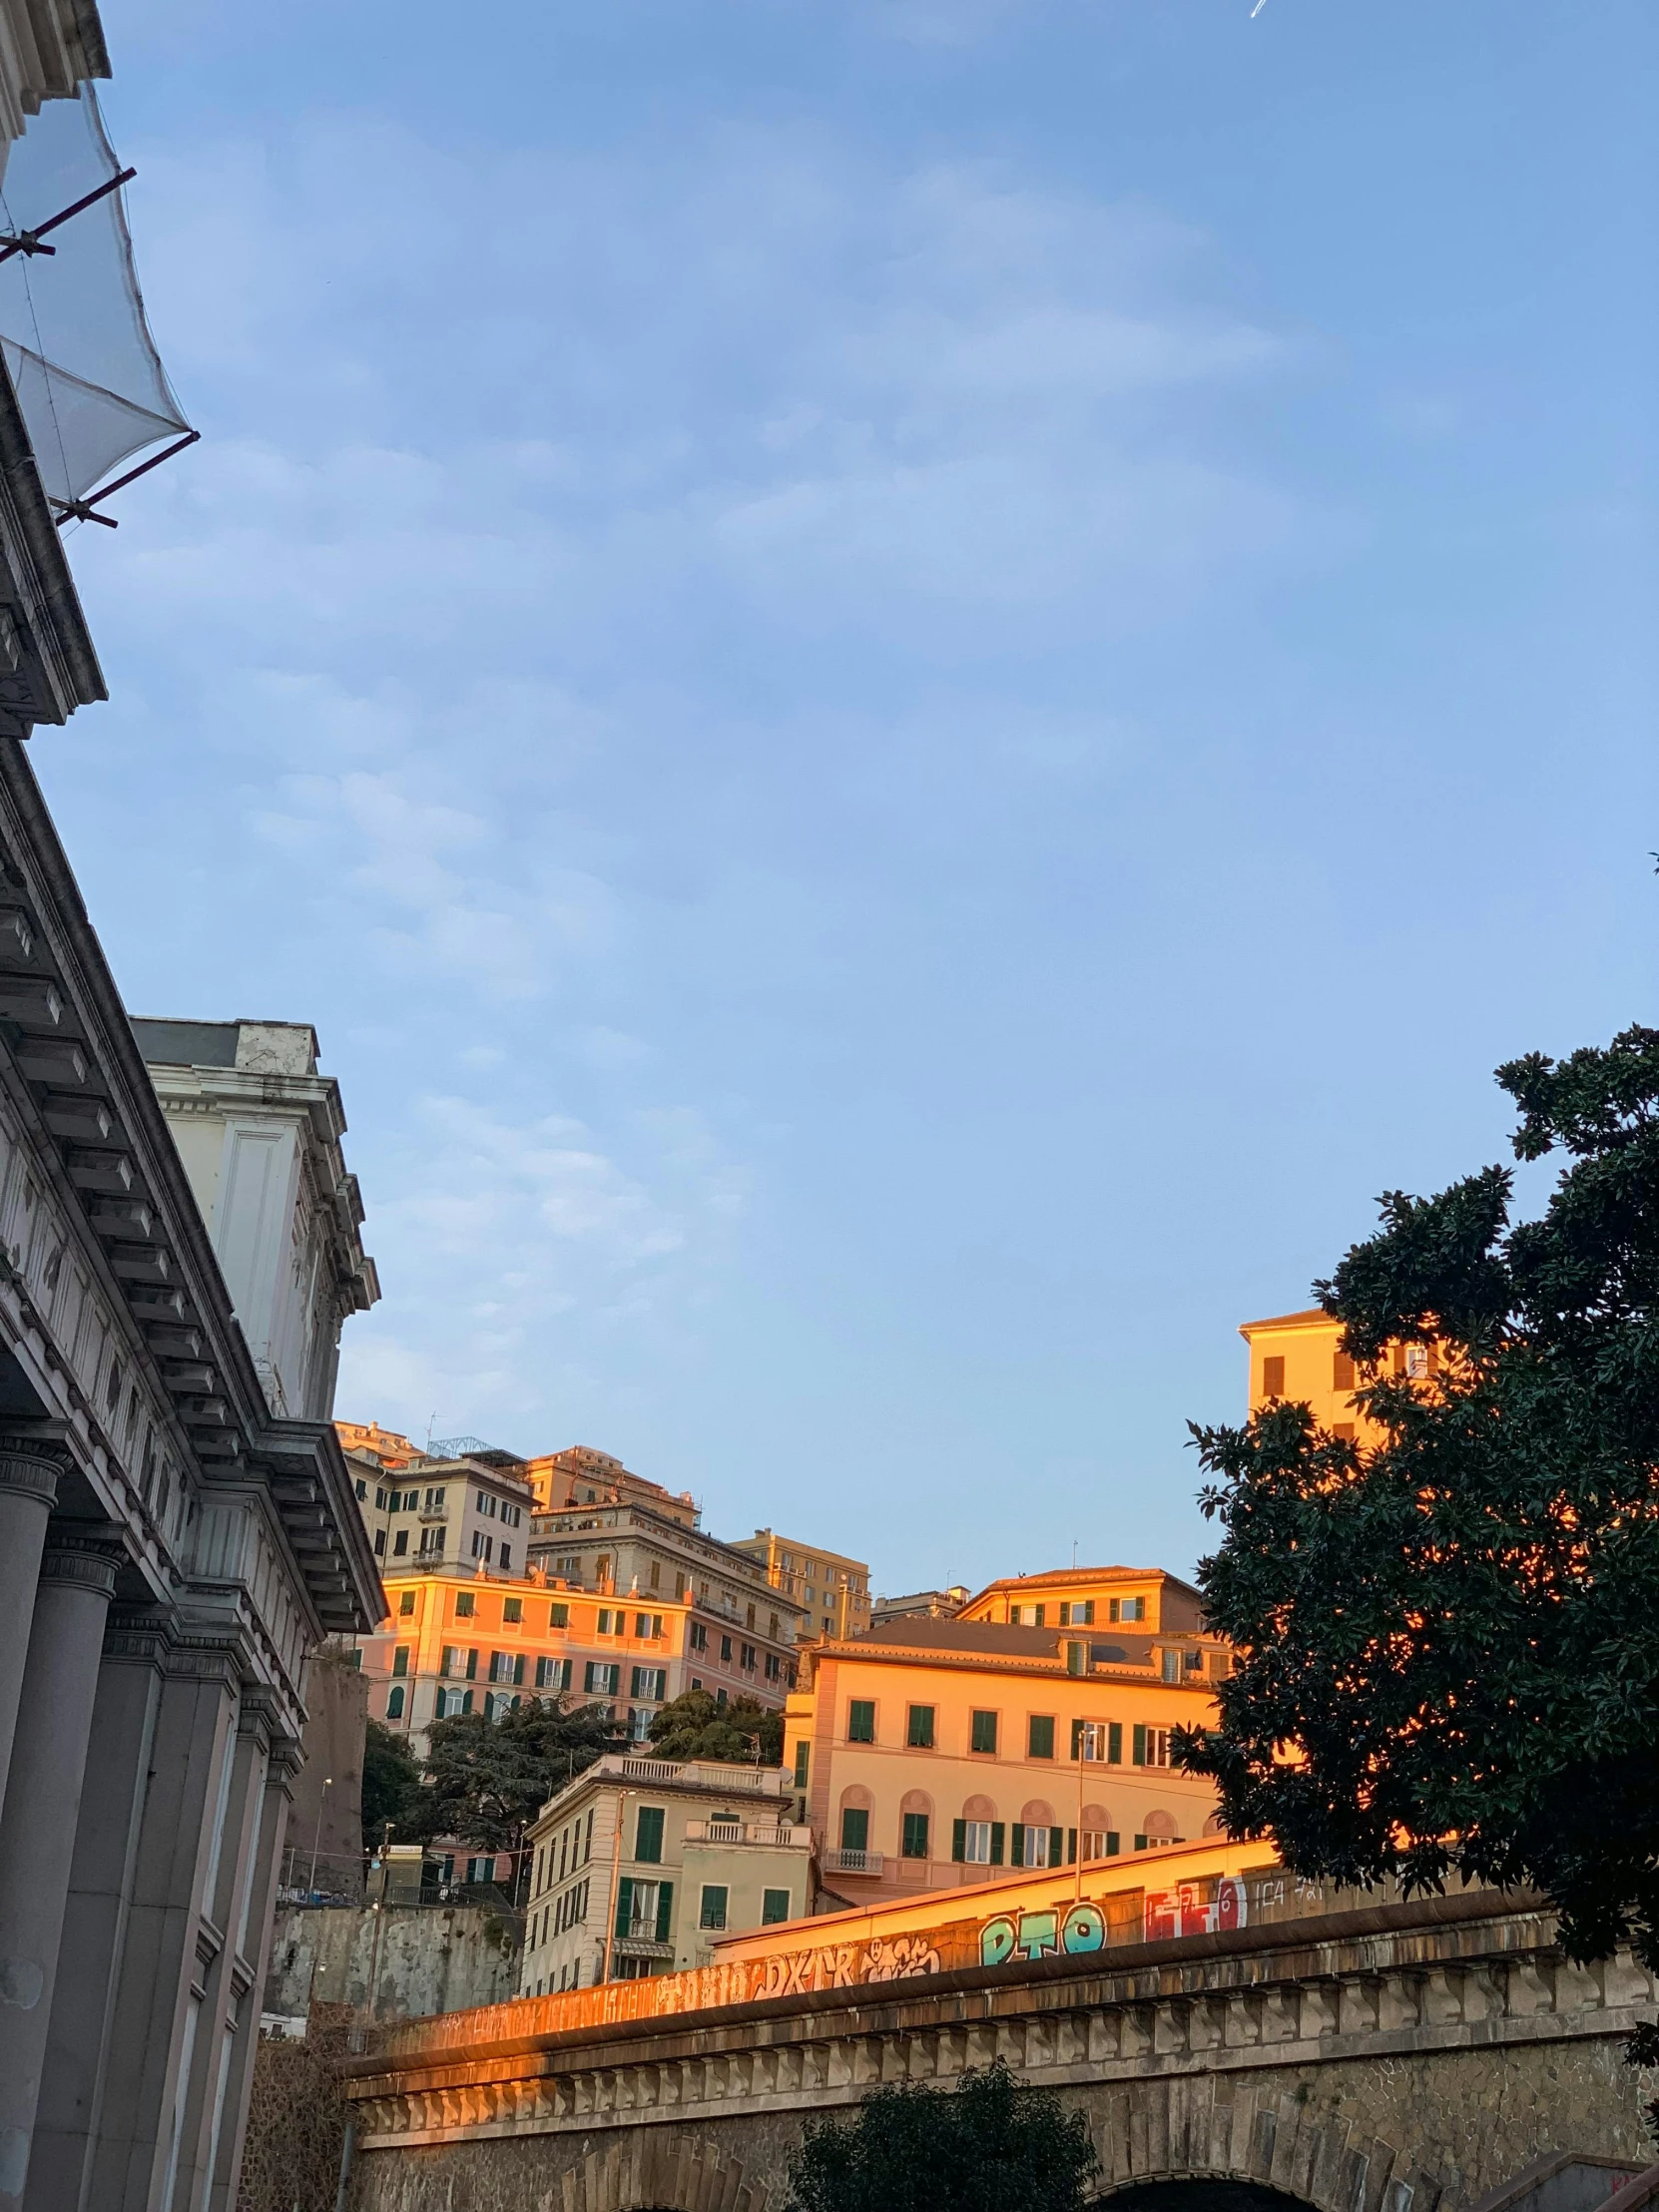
top-left (0, 1444), bottom-right (62, 1510)
top-left (38, 1533), bottom-right (124, 1601)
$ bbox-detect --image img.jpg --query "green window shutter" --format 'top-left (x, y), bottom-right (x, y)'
top-left (655, 1881), bottom-right (674, 1942)
top-left (461, 1689), bottom-right (473, 1715)
top-left (1028, 1715), bottom-right (1054, 1759)
top-left (513, 1654), bottom-right (525, 1685)
top-left (1070, 1718), bottom-right (1084, 1760)
top-left (1108, 1721), bottom-right (1122, 1764)
top-left (465, 1649), bottom-right (478, 1680)
top-left (793, 1741), bottom-right (810, 1789)
top-left (1132, 1724), bottom-right (1146, 1766)
top-left (614, 1877), bottom-right (633, 1939)
top-left (1066, 1828), bottom-right (1076, 1864)
top-left (635, 1806), bottom-right (664, 1864)
top-left (989, 1823), bottom-right (1005, 1866)
top-left (550, 1601), bottom-right (569, 1627)
top-left (763, 1888), bottom-right (791, 1925)
top-left (1050, 1827), bottom-right (1065, 1866)
top-left (1107, 1832), bottom-right (1120, 1856)
top-left (848, 1700), bottom-right (875, 1743)
top-left (1010, 1823), bottom-right (1024, 1867)
top-left (951, 1819), bottom-right (966, 1863)
top-left (840, 1807), bottom-right (869, 1853)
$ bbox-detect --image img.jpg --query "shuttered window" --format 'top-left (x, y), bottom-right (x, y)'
top-left (635, 1806), bottom-right (665, 1864)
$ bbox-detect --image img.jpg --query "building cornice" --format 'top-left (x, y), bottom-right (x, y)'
top-left (0, 736), bottom-right (380, 1635)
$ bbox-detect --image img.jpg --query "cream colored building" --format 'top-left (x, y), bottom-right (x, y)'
top-left (519, 1754), bottom-right (811, 1993)
top-left (732, 1528), bottom-right (871, 1641)
top-left (343, 1444), bottom-right (534, 1577)
top-left (135, 1018), bottom-right (380, 1421)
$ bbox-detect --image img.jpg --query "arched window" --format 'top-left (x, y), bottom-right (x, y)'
top-left (1141, 1808), bottom-right (1180, 1848)
top-left (1016, 1800), bottom-right (1058, 1867)
top-left (1203, 1810), bottom-right (1227, 1837)
top-left (386, 1685), bottom-right (405, 1720)
top-left (898, 1788), bottom-right (933, 1861)
top-left (837, 1783), bottom-right (875, 1857)
top-left (1080, 1801), bottom-right (1116, 1861)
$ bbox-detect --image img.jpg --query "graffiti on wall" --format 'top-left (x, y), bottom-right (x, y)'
top-left (1143, 1876), bottom-right (1247, 1943)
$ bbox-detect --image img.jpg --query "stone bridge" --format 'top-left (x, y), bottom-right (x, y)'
top-left (341, 1889), bottom-right (1658, 2212)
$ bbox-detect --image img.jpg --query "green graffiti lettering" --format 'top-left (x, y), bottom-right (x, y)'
top-left (1062, 1902), bottom-right (1106, 1952)
top-left (979, 1916), bottom-right (1016, 1966)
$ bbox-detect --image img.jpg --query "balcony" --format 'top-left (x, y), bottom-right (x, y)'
top-left (683, 1818), bottom-right (809, 1848)
top-left (821, 1848), bottom-right (884, 1878)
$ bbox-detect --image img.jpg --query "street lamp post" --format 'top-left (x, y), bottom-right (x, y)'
top-left (308, 1776), bottom-right (333, 1898)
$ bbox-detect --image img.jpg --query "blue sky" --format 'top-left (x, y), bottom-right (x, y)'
top-left (37, 0), bottom-right (1659, 1596)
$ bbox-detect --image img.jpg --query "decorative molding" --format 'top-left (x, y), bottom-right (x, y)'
top-left (39, 1529), bottom-right (123, 1596)
top-left (0, 1442), bottom-right (59, 1506)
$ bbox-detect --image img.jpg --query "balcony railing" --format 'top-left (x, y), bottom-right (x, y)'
top-left (683, 1818), bottom-right (807, 1847)
top-left (617, 1758), bottom-right (679, 1783)
top-left (821, 1848), bottom-right (883, 1877)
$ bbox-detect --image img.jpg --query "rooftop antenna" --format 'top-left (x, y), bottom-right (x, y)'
top-left (426, 1413), bottom-right (440, 1451)
top-left (1072, 1540), bottom-right (1079, 1569)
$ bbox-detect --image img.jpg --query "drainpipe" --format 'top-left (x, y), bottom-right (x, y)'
top-left (332, 2119), bottom-right (356, 2212)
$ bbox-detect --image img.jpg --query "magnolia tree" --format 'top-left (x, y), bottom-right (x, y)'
top-left (1177, 1026), bottom-right (1659, 1983)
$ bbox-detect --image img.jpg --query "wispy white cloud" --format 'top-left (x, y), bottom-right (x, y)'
top-left (60, 100), bottom-right (1330, 1453)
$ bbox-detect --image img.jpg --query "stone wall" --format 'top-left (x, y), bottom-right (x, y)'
top-left (267, 1903), bottom-right (523, 2026)
top-left (340, 1895), bottom-right (1659, 2212)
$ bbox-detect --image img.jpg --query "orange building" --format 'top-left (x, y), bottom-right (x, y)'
top-left (359, 1569), bottom-right (694, 1752)
top-left (783, 1604), bottom-right (1229, 1908)
top-left (956, 1564), bottom-right (1209, 1639)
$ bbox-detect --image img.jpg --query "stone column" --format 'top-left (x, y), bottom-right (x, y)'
top-left (0, 1532), bottom-right (121, 2208)
top-left (0, 1445), bottom-right (60, 1814)
top-left (167, 1697), bottom-right (271, 2212)
top-left (23, 1620), bottom-right (169, 2212)
top-left (208, 1720), bottom-right (300, 2212)
top-left (81, 1643), bottom-right (239, 2212)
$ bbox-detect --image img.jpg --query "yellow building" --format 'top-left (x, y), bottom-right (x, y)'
top-left (784, 1606), bottom-right (1229, 1907)
top-left (1239, 1307), bottom-right (1436, 1442)
top-left (731, 1529), bottom-right (871, 1642)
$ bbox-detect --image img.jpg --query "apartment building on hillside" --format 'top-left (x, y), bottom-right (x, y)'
top-left (530, 1498), bottom-right (798, 1697)
top-left (358, 1569), bottom-right (691, 1752)
top-left (784, 1606), bottom-right (1229, 1907)
top-left (1240, 1307), bottom-right (1408, 1444)
top-left (731, 1529), bottom-right (871, 1642)
top-left (524, 1443), bottom-right (699, 1528)
top-left (520, 1755), bottom-right (811, 1993)
top-left (343, 1444), bottom-right (534, 1575)
top-left (957, 1566), bottom-right (1220, 1663)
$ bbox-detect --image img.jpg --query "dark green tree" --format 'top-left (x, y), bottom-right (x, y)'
top-left (360, 1717), bottom-right (422, 1852)
top-left (1178, 1025), bottom-right (1659, 1974)
top-left (787, 2060), bottom-right (1098, 2212)
top-left (647, 1687), bottom-right (784, 1765)
top-left (403, 1696), bottom-right (619, 1856)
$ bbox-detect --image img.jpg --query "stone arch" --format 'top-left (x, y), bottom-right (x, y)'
top-left (551, 2128), bottom-right (764, 2212)
top-left (1142, 1808), bottom-right (1179, 1841)
top-left (962, 1792), bottom-right (997, 1821)
top-left (1081, 2076), bottom-right (1421, 2212)
top-left (1097, 2185), bottom-right (1319, 2212)
top-left (1019, 1799), bottom-right (1056, 1829)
